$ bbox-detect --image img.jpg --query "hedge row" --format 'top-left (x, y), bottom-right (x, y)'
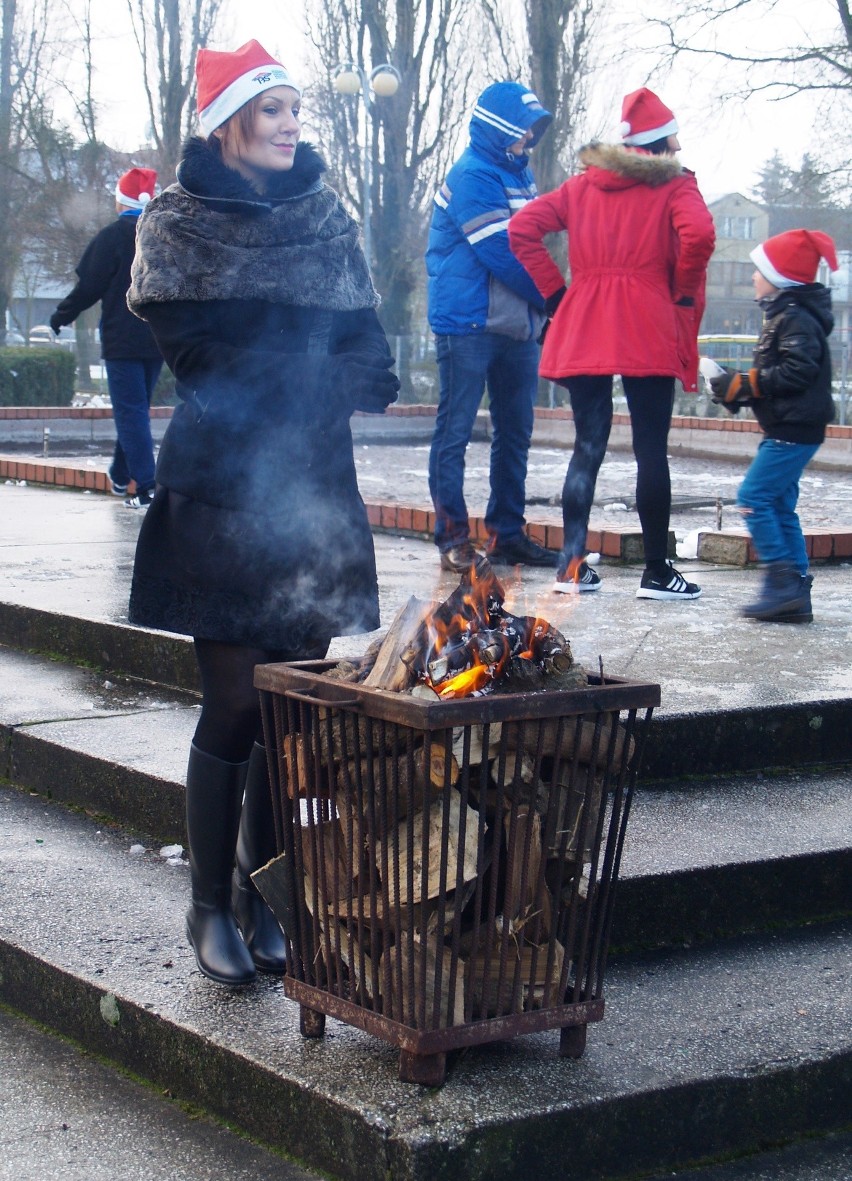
top-left (0, 348), bottom-right (76, 407)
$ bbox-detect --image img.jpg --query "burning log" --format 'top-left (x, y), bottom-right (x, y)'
top-left (363, 596), bottom-right (436, 691)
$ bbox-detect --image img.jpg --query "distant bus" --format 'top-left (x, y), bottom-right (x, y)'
top-left (698, 334), bottom-right (758, 369)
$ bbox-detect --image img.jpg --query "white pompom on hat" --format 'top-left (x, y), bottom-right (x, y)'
top-left (196, 39), bottom-right (301, 136)
top-left (619, 87), bottom-right (678, 146)
top-left (750, 229), bottom-right (839, 288)
top-left (115, 167), bottom-right (158, 210)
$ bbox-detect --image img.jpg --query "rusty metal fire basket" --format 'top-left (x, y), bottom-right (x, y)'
top-left (254, 659), bottom-right (659, 1086)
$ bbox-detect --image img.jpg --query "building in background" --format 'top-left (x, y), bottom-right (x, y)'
top-left (704, 195), bottom-right (850, 419)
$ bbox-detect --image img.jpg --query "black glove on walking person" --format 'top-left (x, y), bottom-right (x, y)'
top-left (337, 353), bottom-right (400, 415)
top-left (49, 312), bottom-right (64, 336)
top-left (709, 367), bottom-right (758, 411)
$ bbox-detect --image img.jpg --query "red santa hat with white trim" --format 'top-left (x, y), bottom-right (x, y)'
top-left (750, 229), bottom-right (839, 288)
top-left (196, 39), bottom-right (301, 136)
top-left (619, 87), bottom-right (678, 146)
top-left (115, 168), bottom-right (157, 211)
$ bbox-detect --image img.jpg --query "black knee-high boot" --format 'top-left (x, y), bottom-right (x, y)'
top-left (232, 742), bottom-right (287, 974)
top-left (185, 742), bottom-right (256, 986)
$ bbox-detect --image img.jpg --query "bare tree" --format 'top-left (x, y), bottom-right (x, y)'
top-left (648, 0), bottom-right (852, 103)
top-left (0, 0), bottom-right (22, 335)
top-left (304, 0), bottom-right (480, 345)
top-left (479, 0), bottom-right (600, 195)
top-left (126, 0), bottom-right (225, 181)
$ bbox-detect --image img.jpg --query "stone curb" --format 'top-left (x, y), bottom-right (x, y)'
top-left (1, 922), bottom-right (849, 1181)
top-left (4, 453), bottom-right (852, 564)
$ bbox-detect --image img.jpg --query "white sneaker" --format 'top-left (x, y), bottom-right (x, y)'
top-left (636, 561), bottom-right (701, 600)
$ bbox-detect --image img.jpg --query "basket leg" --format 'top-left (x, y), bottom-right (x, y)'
top-left (299, 1005), bottom-right (326, 1039)
top-left (560, 1023), bottom-right (587, 1059)
top-left (399, 1049), bottom-right (447, 1086)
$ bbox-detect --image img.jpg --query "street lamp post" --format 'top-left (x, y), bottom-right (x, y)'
top-left (332, 62), bottom-right (401, 270)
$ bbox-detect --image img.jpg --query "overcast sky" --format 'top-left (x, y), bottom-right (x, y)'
top-left (79, 0), bottom-right (838, 205)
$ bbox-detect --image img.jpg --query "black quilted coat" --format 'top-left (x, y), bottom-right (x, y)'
top-left (750, 284), bottom-right (835, 445)
top-left (127, 138), bottom-right (388, 648)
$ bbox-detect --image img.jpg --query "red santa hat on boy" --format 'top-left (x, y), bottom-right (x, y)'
top-left (619, 87), bottom-right (678, 146)
top-left (196, 40), bottom-right (301, 136)
top-left (750, 229), bottom-right (839, 288)
top-left (115, 167), bottom-right (157, 211)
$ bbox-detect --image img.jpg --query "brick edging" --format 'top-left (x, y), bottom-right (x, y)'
top-left (5, 455), bottom-right (852, 564)
top-left (4, 403), bottom-right (850, 439)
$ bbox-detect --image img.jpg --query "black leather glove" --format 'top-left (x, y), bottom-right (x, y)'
top-left (49, 311), bottom-right (64, 336)
top-left (544, 286), bottom-right (567, 318)
top-left (709, 368), bottom-right (757, 410)
top-left (338, 353), bottom-right (400, 415)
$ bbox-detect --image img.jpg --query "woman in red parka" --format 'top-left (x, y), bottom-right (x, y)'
top-left (509, 88), bottom-right (715, 600)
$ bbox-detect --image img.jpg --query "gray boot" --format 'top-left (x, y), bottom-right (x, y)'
top-left (185, 743), bottom-right (256, 986)
top-left (232, 742), bottom-right (287, 974)
top-left (742, 562), bottom-right (810, 622)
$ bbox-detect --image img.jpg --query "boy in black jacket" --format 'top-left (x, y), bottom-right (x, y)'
top-left (50, 168), bottom-right (163, 508)
top-left (710, 228), bottom-right (837, 623)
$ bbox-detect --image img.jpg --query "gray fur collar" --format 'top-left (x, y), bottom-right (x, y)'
top-left (578, 142), bottom-right (683, 187)
top-left (128, 138), bottom-right (378, 312)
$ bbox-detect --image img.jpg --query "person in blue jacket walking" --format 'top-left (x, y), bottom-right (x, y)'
top-left (426, 81), bottom-right (559, 572)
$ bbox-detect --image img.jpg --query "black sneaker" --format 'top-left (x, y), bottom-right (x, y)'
top-left (124, 488), bottom-right (155, 510)
top-left (553, 561), bottom-right (601, 594)
top-left (439, 542), bottom-right (485, 573)
top-left (488, 534), bottom-right (561, 567)
top-left (636, 561), bottom-right (701, 601)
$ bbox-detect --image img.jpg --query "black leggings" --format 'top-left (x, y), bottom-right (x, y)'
top-left (192, 635), bottom-right (330, 764)
top-left (561, 374), bottom-right (675, 565)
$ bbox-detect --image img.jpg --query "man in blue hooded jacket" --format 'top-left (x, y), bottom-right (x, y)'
top-left (426, 81), bottom-right (559, 572)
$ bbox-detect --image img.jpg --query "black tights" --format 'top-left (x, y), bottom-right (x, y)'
top-left (561, 374), bottom-right (675, 565)
top-left (192, 636), bottom-right (329, 764)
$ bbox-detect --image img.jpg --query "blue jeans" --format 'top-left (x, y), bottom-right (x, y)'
top-left (105, 358), bottom-right (163, 494)
top-left (429, 332), bottom-right (539, 549)
top-left (561, 375), bottom-right (675, 564)
top-left (737, 438), bottom-right (820, 574)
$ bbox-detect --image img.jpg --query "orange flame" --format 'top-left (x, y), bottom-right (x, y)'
top-left (519, 617), bottom-right (548, 661)
top-left (436, 660), bottom-right (492, 698)
top-left (421, 561), bottom-right (506, 697)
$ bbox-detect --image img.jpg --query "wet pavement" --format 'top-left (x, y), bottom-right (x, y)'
top-left (1, 469), bottom-right (851, 716)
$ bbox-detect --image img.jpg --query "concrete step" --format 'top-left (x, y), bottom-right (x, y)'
top-left (2, 642), bottom-right (850, 952)
top-left (643, 1129), bottom-right (852, 1180)
top-left (0, 1008), bottom-right (321, 1181)
top-left (1, 785), bottom-right (850, 1181)
top-left (3, 598), bottom-right (852, 779)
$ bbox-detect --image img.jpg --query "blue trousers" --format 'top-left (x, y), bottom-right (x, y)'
top-left (561, 375), bottom-right (675, 564)
top-left (428, 332), bottom-right (539, 549)
top-left (737, 437), bottom-right (820, 574)
top-left (105, 358), bottom-right (163, 494)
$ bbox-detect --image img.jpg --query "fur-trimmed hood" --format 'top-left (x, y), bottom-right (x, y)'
top-left (128, 137), bottom-right (379, 312)
top-left (578, 142), bottom-right (683, 190)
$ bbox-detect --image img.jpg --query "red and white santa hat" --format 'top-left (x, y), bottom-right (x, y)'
top-left (619, 87), bottom-right (678, 146)
top-left (196, 40), bottom-right (300, 136)
top-left (750, 229), bottom-right (839, 288)
top-left (115, 167), bottom-right (157, 210)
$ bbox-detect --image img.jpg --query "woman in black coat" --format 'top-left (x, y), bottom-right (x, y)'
top-left (127, 40), bottom-right (399, 986)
